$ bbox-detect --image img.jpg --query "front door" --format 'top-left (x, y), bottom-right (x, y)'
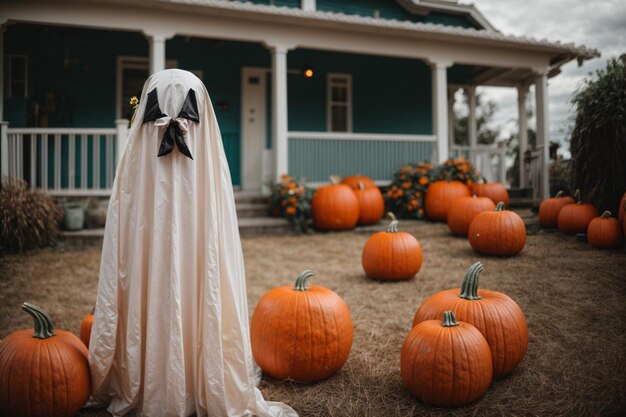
top-left (241, 68), bottom-right (267, 191)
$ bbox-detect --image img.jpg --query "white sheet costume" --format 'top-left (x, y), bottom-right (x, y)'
top-left (89, 69), bottom-right (298, 417)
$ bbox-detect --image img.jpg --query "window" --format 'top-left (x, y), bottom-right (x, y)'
top-left (4, 55), bottom-right (28, 97)
top-left (327, 73), bottom-right (352, 132)
top-left (116, 57), bottom-right (178, 120)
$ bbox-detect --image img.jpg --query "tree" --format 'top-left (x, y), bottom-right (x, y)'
top-left (569, 55), bottom-right (626, 213)
top-left (453, 91), bottom-right (499, 146)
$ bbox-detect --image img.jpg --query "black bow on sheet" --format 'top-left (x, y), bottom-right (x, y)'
top-left (143, 88), bottom-right (200, 159)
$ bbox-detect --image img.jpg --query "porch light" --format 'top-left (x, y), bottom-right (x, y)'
top-left (302, 64), bottom-right (314, 78)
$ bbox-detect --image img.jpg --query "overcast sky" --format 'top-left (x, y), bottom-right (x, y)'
top-left (458, 0), bottom-right (626, 153)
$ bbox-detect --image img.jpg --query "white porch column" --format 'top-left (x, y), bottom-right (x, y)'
top-left (115, 119), bottom-right (130, 165)
top-left (145, 32), bottom-right (171, 75)
top-left (447, 88), bottom-right (455, 150)
top-left (431, 62), bottom-right (451, 163)
top-left (517, 85), bottom-right (529, 188)
top-left (0, 21), bottom-right (5, 122)
top-left (301, 0), bottom-right (316, 11)
top-left (535, 73), bottom-right (550, 199)
top-left (467, 86), bottom-right (478, 157)
top-left (0, 23), bottom-right (6, 181)
top-left (271, 46), bottom-right (289, 179)
top-left (1, 121), bottom-right (8, 180)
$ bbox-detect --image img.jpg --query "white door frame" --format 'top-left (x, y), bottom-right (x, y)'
top-left (241, 67), bottom-right (270, 192)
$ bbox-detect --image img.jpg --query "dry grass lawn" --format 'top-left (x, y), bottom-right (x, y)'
top-left (1, 215), bottom-right (625, 417)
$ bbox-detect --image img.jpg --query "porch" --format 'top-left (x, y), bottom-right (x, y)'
top-left (0, 0), bottom-right (596, 202)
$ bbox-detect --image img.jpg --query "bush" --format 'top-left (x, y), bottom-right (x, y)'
top-left (385, 162), bottom-right (434, 219)
top-left (549, 158), bottom-right (572, 197)
top-left (570, 56), bottom-right (626, 213)
top-left (0, 178), bottom-right (63, 252)
top-left (434, 157), bottom-right (479, 186)
top-left (269, 175), bottom-right (312, 233)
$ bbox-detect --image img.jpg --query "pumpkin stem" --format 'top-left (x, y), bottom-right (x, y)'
top-left (329, 175), bottom-right (341, 185)
top-left (358, 181), bottom-right (365, 191)
top-left (293, 270), bottom-right (315, 291)
top-left (600, 210), bottom-right (612, 219)
top-left (554, 190), bottom-right (564, 198)
top-left (458, 262), bottom-right (483, 300)
top-left (386, 212), bottom-right (399, 233)
top-left (495, 202), bottom-right (506, 211)
top-left (573, 189), bottom-right (581, 204)
top-left (441, 311), bottom-right (461, 327)
top-left (22, 303), bottom-right (56, 339)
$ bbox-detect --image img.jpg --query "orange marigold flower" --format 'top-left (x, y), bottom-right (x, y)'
top-left (280, 200), bottom-right (287, 206)
top-left (419, 177), bottom-right (429, 185)
top-left (285, 206), bottom-right (296, 215)
top-left (418, 208), bottom-right (424, 215)
top-left (288, 197), bottom-right (298, 204)
top-left (397, 190), bottom-right (404, 197)
top-left (401, 182), bottom-right (410, 189)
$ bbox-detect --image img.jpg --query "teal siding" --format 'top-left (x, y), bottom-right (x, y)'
top-left (288, 49), bottom-right (432, 135)
top-left (166, 36), bottom-right (271, 185)
top-left (4, 25), bottom-right (272, 186)
top-left (5, 24), bottom-right (148, 128)
top-left (288, 138), bottom-right (435, 181)
top-left (317, 0), bottom-right (476, 28)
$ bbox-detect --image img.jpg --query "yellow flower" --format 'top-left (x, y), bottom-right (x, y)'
top-left (129, 96), bottom-right (139, 107)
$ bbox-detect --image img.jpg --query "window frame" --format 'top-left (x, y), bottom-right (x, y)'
top-left (4, 55), bottom-right (29, 98)
top-left (326, 73), bottom-right (352, 133)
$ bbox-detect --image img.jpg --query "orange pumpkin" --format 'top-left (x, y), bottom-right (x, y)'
top-left (341, 175), bottom-right (377, 190)
top-left (447, 195), bottom-right (496, 236)
top-left (424, 180), bottom-right (471, 221)
top-left (79, 308), bottom-right (94, 348)
top-left (401, 310), bottom-right (492, 406)
top-left (472, 180), bottom-right (510, 208)
top-left (362, 213), bottom-right (423, 281)
top-left (557, 189), bottom-right (598, 234)
top-left (354, 181), bottom-right (384, 225)
top-left (587, 211), bottom-right (623, 249)
top-left (311, 176), bottom-right (359, 230)
top-left (412, 262), bottom-right (528, 378)
top-left (468, 202), bottom-right (526, 256)
top-left (250, 270), bottom-right (353, 382)
top-left (539, 190), bottom-right (575, 228)
top-left (0, 303), bottom-right (91, 417)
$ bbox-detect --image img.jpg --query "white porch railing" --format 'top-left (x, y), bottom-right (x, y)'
top-left (0, 121), bottom-right (129, 196)
top-left (450, 142), bottom-right (507, 185)
top-left (287, 131), bottom-right (437, 183)
top-left (528, 145), bottom-right (546, 202)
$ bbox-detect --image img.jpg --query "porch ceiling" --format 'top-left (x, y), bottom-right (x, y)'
top-left (4, 0), bottom-right (600, 76)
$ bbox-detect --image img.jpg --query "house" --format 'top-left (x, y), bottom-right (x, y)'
top-left (0, 0), bottom-right (599, 201)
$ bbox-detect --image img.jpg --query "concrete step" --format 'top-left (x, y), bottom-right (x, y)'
top-left (59, 216), bottom-right (293, 245)
top-left (236, 203), bottom-right (271, 218)
top-left (508, 187), bottom-right (534, 198)
top-left (509, 197), bottom-right (535, 208)
top-left (234, 191), bottom-right (269, 205)
top-left (237, 217), bottom-right (293, 236)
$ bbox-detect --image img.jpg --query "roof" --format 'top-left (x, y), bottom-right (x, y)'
top-left (160, 0), bottom-right (599, 64)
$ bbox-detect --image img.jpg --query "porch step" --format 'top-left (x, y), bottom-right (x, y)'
top-left (236, 203), bottom-right (271, 218)
top-left (59, 191), bottom-right (292, 244)
top-left (234, 191), bottom-right (269, 205)
top-left (509, 197), bottom-right (535, 208)
top-left (238, 217), bottom-right (292, 236)
top-left (508, 187), bottom-right (534, 199)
